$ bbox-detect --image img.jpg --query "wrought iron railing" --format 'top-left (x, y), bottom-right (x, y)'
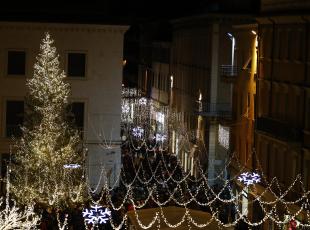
top-left (220, 65), bottom-right (238, 77)
top-left (197, 102), bottom-right (232, 118)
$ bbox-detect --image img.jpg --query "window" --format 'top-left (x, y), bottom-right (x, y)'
top-left (306, 98), bottom-right (310, 130)
top-left (6, 101), bottom-right (24, 137)
top-left (1, 153), bottom-right (10, 178)
top-left (67, 53), bottom-right (86, 77)
top-left (7, 51), bottom-right (26, 75)
top-left (287, 30), bottom-right (292, 60)
top-left (305, 159), bottom-right (310, 189)
top-left (67, 102), bottom-right (84, 131)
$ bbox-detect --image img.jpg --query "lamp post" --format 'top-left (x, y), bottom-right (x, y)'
top-left (227, 33), bottom-right (235, 68)
top-left (227, 33), bottom-right (235, 113)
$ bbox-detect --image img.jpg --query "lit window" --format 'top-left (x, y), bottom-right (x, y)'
top-left (7, 51), bottom-right (26, 75)
top-left (67, 53), bottom-right (86, 77)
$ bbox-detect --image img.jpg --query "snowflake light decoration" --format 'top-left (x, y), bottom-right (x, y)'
top-left (154, 133), bottom-right (167, 142)
top-left (63, 164), bottom-right (81, 169)
top-left (82, 204), bottom-right (111, 225)
top-left (121, 103), bottom-right (130, 114)
top-left (138, 97), bottom-right (147, 105)
top-left (238, 172), bottom-right (261, 186)
top-left (132, 126), bottom-right (144, 138)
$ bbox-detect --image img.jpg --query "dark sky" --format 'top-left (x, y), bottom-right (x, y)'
top-left (0, 0), bottom-right (260, 24)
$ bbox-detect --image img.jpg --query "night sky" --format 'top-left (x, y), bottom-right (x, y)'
top-left (0, 0), bottom-right (260, 24)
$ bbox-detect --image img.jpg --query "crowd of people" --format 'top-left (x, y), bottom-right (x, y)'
top-left (38, 138), bottom-right (238, 229)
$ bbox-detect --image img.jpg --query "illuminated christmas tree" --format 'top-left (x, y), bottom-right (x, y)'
top-left (11, 33), bottom-right (86, 210)
top-left (0, 168), bottom-right (40, 230)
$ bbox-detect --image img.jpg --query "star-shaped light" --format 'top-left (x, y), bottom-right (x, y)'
top-left (138, 97), bottom-right (147, 105)
top-left (82, 204), bottom-right (111, 225)
top-left (132, 126), bottom-right (144, 138)
top-left (238, 172), bottom-right (261, 186)
top-left (154, 133), bottom-right (167, 142)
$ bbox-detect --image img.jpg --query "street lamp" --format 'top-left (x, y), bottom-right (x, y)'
top-left (227, 33), bottom-right (235, 67)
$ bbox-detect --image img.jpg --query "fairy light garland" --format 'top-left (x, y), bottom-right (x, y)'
top-left (81, 136), bottom-right (310, 229)
top-left (7, 34), bottom-right (310, 229)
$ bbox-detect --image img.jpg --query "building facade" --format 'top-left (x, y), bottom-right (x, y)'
top-left (225, 0), bottom-right (310, 226)
top-left (256, 5), bottom-right (310, 194)
top-left (231, 24), bottom-right (258, 172)
top-left (169, 15), bottom-right (252, 182)
top-left (0, 21), bottom-right (128, 192)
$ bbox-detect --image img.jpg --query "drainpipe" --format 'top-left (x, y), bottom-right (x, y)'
top-left (301, 16), bottom-right (309, 178)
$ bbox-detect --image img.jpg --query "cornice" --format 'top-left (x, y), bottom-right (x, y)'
top-left (0, 21), bottom-right (129, 34)
top-left (256, 15), bottom-right (308, 24)
top-left (171, 14), bottom-right (255, 29)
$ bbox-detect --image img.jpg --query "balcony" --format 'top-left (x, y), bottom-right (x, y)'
top-left (256, 117), bottom-right (302, 142)
top-left (220, 65), bottom-right (238, 82)
top-left (303, 130), bottom-right (310, 149)
top-left (196, 102), bottom-right (232, 119)
top-left (261, 0), bottom-right (310, 12)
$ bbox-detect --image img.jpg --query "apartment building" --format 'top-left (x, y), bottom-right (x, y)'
top-left (230, 24), bottom-right (258, 172)
top-left (169, 14), bottom-right (252, 182)
top-left (0, 21), bottom-right (128, 191)
top-left (256, 1), bottom-right (310, 194)
top-left (231, 0), bottom-right (310, 227)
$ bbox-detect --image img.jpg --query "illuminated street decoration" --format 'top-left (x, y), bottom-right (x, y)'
top-left (10, 32), bottom-right (87, 210)
top-left (156, 112), bottom-right (165, 124)
top-left (121, 103), bottom-right (130, 114)
top-left (132, 126), bottom-right (144, 138)
top-left (82, 204), bottom-right (111, 225)
top-left (218, 124), bottom-right (229, 149)
top-left (155, 133), bottom-right (167, 142)
top-left (138, 97), bottom-right (147, 105)
top-left (63, 164), bottom-right (81, 169)
top-left (238, 172), bottom-right (261, 186)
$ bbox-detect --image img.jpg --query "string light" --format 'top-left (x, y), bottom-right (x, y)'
top-left (63, 164), bottom-right (81, 169)
top-left (154, 133), bottom-right (167, 142)
top-left (132, 126), bottom-right (144, 138)
top-left (139, 97), bottom-right (147, 105)
top-left (6, 31), bottom-right (310, 229)
top-left (121, 103), bottom-right (130, 114)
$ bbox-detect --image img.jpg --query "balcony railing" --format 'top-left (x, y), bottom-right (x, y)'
top-left (197, 102), bottom-right (232, 118)
top-left (220, 65), bottom-right (238, 78)
top-left (256, 117), bottom-right (302, 142)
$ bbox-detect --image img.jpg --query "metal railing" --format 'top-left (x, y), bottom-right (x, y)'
top-left (197, 102), bottom-right (232, 118)
top-left (220, 65), bottom-right (238, 77)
